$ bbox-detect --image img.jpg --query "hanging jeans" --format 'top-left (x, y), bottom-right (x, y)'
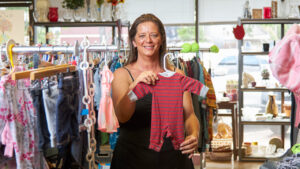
top-left (56, 71), bottom-right (80, 169)
top-left (30, 82), bottom-right (51, 151)
top-left (42, 81), bottom-right (59, 148)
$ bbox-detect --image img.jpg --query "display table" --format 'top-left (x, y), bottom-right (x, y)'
top-left (217, 101), bottom-right (238, 160)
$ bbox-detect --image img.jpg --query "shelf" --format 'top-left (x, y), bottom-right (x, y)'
top-left (241, 18), bottom-right (300, 24)
top-left (241, 88), bottom-right (289, 92)
top-left (241, 120), bottom-right (290, 125)
top-left (241, 51), bottom-right (269, 55)
top-left (34, 21), bottom-right (130, 27)
top-left (240, 154), bottom-right (283, 161)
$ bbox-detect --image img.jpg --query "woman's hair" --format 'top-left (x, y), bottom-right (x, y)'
top-left (125, 13), bottom-right (167, 66)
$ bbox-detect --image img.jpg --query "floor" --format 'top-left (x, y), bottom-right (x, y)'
top-left (194, 158), bottom-right (263, 169)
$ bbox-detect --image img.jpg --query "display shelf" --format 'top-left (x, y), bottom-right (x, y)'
top-left (34, 21), bottom-right (130, 27)
top-left (240, 153), bottom-right (284, 161)
top-left (241, 18), bottom-right (300, 24)
top-left (241, 120), bottom-right (290, 125)
top-left (237, 18), bottom-right (293, 162)
top-left (241, 88), bottom-right (289, 92)
top-left (241, 51), bottom-right (269, 55)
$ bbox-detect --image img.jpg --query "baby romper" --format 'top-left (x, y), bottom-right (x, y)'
top-left (128, 71), bottom-right (208, 151)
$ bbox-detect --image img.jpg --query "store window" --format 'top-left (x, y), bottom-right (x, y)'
top-left (36, 26), bottom-right (129, 46)
top-left (0, 7), bottom-right (30, 45)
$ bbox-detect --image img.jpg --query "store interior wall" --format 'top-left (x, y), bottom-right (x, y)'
top-left (125, 0), bottom-right (278, 24)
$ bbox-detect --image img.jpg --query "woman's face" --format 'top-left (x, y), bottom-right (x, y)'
top-left (133, 21), bottom-right (162, 59)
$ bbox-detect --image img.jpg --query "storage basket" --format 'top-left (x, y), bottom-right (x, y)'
top-left (211, 138), bottom-right (232, 149)
top-left (209, 151), bottom-right (232, 161)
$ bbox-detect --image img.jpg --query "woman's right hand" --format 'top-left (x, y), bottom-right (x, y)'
top-left (130, 71), bottom-right (159, 90)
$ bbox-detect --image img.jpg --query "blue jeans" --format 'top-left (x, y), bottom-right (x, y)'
top-left (30, 83), bottom-right (51, 151)
top-left (56, 71), bottom-right (80, 146)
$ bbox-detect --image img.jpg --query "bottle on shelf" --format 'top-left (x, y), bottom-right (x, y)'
top-left (288, 0), bottom-right (299, 18)
top-left (278, 0), bottom-right (289, 18)
top-left (272, 0), bottom-right (278, 18)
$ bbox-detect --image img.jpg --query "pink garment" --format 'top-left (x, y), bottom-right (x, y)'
top-left (269, 24), bottom-right (300, 127)
top-left (0, 66), bottom-right (42, 169)
top-left (1, 123), bottom-right (13, 157)
top-left (98, 65), bottom-right (119, 133)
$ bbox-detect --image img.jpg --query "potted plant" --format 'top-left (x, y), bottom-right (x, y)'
top-left (62, 0), bottom-right (84, 10)
top-left (261, 69), bottom-right (270, 80)
top-left (62, 0), bottom-right (85, 22)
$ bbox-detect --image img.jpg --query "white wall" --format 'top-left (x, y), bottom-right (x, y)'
top-left (125, 0), bottom-right (195, 24)
top-left (125, 0), bottom-right (275, 24)
top-left (199, 0), bottom-right (273, 22)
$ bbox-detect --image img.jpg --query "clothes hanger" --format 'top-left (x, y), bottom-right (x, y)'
top-left (30, 64), bottom-right (76, 80)
top-left (12, 64), bottom-right (71, 80)
top-left (163, 53), bottom-right (174, 72)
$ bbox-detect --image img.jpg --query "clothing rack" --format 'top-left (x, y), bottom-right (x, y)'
top-left (0, 44), bottom-right (211, 56)
top-left (0, 42), bottom-right (122, 56)
top-left (167, 47), bottom-right (211, 52)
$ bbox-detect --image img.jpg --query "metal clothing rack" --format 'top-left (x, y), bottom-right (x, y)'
top-left (0, 41), bottom-right (122, 56)
top-left (167, 47), bottom-right (211, 53)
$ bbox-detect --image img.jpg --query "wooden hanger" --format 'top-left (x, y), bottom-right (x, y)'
top-left (30, 64), bottom-right (76, 80)
top-left (12, 64), bottom-right (69, 80)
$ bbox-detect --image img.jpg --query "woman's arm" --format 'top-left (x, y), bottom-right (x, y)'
top-left (112, 68), bottom-right (137, 123)
top-left (175, 69), bottom-right (200, 158)
top-left (112, 67), bottom-right (159, 123)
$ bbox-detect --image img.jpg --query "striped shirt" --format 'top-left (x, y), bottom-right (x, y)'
top-left (128, 72), bottom-right (208, 152)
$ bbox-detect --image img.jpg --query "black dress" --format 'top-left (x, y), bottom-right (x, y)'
top-left (110, 68), bottom-right (194, 169)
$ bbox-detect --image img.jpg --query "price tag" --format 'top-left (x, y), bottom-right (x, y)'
top-left (81, 109), bottom-right (89, 116)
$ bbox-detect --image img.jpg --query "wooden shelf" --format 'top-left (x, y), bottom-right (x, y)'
top-left (240, 153), bottom-right (284, 161)
top-left (34, 21), bottom-right (130, 27)
top-left (241, 88), bottom-right (289, 92)
top-left (241, 51), bottom-right (269, 55)
top-left (241, 120), bottom-right (290, 125)
top-left (241, 18), bottom-right (300, 24)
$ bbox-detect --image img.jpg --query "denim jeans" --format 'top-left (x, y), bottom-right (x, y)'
top-left (55, 71), bottom-right (81, 169)
top-left (56, 71), bottom-right (80, 146)
top-left (42, 81), bottom-right (59, 148)
top-left (30, 83), bottom-right (51, 151)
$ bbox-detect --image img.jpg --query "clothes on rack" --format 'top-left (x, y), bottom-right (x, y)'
top-left (0, 66), bottom-right (44, 169)
top-left (98, 65), bottom-right (119, 133)
top-left (269, 24), bottom-right (300, 128)
top-left (171, 55), bottom-right (217, 152)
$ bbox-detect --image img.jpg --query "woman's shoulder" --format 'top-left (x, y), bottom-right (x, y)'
top-left (113, 65), bottom-right (134, 82)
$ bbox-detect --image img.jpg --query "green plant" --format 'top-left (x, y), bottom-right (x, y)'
top-left (261, 69), bottom-right (270, 79)
top-left (62, 0), bottom-right (84, 9)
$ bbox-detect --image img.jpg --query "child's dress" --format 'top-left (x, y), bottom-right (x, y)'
top-left (98, 65), bottom-right (119, 133)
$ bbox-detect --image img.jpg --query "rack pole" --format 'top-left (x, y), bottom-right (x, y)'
top-left (0, 46), bottom-right (211, 55)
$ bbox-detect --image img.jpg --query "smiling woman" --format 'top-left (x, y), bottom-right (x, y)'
top-left (110, 13), bottom-right (199, 169)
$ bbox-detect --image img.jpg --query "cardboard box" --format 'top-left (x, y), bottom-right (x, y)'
top-left (252, 9), bottom-right (262, 19)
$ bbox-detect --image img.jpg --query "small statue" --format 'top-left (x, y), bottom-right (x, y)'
top-left (243, 72), bottom-right (255, 88)
top-left (243, 0), bottom-right (252, 19)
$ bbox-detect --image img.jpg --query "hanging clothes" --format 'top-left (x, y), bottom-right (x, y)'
top-left (0, 66), bottom-right (44, 169)
top-left (98, 65), bottom-right (119, 133)
top-left (269, 24), bottom-right (300, 128)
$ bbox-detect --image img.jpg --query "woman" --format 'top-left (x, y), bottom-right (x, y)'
top-left (111, 13), bottom-right (199, 169)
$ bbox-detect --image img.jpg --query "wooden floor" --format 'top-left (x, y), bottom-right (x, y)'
top-left (194, 159), bottom-right (263, 169)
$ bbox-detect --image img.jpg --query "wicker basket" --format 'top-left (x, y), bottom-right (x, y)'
top-left (211, 138), bottom-right (232, 149)
top-left (209, 151), bottom-right (232, 161)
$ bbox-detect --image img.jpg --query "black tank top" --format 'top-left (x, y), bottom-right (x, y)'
top-left (118, 67), bottom-right (152, 147)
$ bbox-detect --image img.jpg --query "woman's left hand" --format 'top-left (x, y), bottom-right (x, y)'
top-left (179, 134), bottom-right (198, 158)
